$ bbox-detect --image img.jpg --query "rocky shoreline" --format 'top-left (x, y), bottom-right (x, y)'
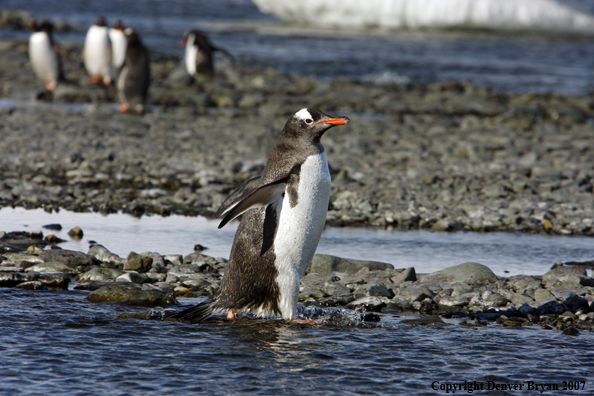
top-left (1, 34), bottom-right (594, 235)
top-left (1, 228), bottom-right (593, 334)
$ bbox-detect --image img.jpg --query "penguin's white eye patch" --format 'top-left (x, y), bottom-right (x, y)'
top-left (305, 118), bottom-right (313, 124)
top-left (294, 108), bottom-right (312, 121)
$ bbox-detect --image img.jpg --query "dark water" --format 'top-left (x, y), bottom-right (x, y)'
top-left (3, 0), bottom-right (594, 94)
top-left (2, 288), bottom-right (594, 395)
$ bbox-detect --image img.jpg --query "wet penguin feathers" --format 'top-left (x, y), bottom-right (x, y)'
top-left (172, 108), bottom-right (349, 323)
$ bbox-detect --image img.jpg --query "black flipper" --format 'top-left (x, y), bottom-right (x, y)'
top-left (217, 180), bottom-right (286, 229)
top-left (170, 300), bottom-right (215, 322)
top-left (216, 176), bottom-right (261, 218)
top-left (260, 203), bottom-right (278, 256)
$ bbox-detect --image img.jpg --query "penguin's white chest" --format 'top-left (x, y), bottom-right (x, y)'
top-left (84, 25), bottom-right (111, 78)
top-left (29, 32), bottom-right (59, 83)
top-left (184, 38), bottom-right (205, 76)
top-left (109, 28), bottom-right (127, 69)
top-left (273, 151), bottom-right (331, 319)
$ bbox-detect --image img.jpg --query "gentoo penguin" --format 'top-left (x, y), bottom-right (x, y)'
top-left (117, 28), bottom-right (150, 114)
top-left (28, 21), bottom-right (64, 91)
top-left (181, 30), bottom-right (233, 78)
top-left (83, 17), bottom-right (112, 85)
top-left (172, 108), bottom-right (349, 322)
top-left (109, 20), bottom-right (127, 71)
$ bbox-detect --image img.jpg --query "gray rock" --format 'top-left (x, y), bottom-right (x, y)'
top-left (39, 249), bottom-right (100, 268)
top-left (25, 261), bottom-right (78, 275)
top-left (511, 276), bottom-right (543, 294)
top-left (420, 262), bottom-right (498, 285)
top-left (15, 281), bottom-right (48, 290)
top-left (535, 300), bottom-right (568, 316)
top-left (87, 284), bottom-right (176, 307)
top-left (116, 271), bottom-right (150, 284)
top-left (308, 254), bottom-right (394, 275)
top-left (534, 288), bottom-right (556, 302)
top-left (88, 244), bottom-right (125, 265)
top-left (346, 296), bottom-right (387, 311)
top-left (79, 267), bottom-right (125, 282)
top-left (565, 295), bottom-right (589, 313)
top-left (391, 267), bottom-right (417, 283)
top-left (368, 283), bottom-right (395, 299)
top-left (0, 270), bottom-right (69, 289)
top-left (164, 254), bottom-right (183, 266)
top-left (124, 252), bottom-right (153, 273)
top-left (141, 252), bottom-right (166, 272)
top-left (437, 293), bottom-right (477, 308)
top-left (397, 285), bottom-right (435, 303)
top-left (451, 282), bottom-right (473, 296)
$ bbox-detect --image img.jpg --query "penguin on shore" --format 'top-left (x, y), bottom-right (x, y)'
top-left (83, 17), bottom-right (112, 85)
top-left (109, 20), bottom-right (127, 72)
top-left (181, 29), bottom-right (233, 79)
top-left (117, 28), bottom-right (150, 114)
top-left (172, 108), bottom-right (349, 322)
top-left (28, 20), bottom-right (65, 92)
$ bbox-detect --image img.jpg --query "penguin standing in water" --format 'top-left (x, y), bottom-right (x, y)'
top-left (117, 28), bottom-right (150, 114)
top-left (109, 20), bottom-right (127, 72)
top-left (28, 21), bottom-right (65, 92)
top-left (83, 17), bottom-right (112, 85)
top-left (172, 108), bottom-right (349, 322)
top-left (181, 30), bottom-right (233, 79)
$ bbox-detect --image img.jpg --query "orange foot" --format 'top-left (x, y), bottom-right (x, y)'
top-left (45, 80), bottom-right (57, 91)
top-left (119, 102), bottom-right (130, 113)
top-left (88, 76), bottom-right (102, 84)
top-left (227, 310), bottom-right (238, 320)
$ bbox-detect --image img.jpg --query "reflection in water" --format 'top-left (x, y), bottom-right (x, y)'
top-left (2, 207), bottom-right (594, 276)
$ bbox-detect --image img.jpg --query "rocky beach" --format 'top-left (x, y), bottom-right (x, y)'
top-left (2, 13), bottom-right (594, 334)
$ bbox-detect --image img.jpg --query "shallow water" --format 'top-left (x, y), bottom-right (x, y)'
top-left (3, 0), bottom-right (594, 94)
top-left (2, 207), bottom-right (594, 277)
top-left (1, 287), bottom-right (593, 395)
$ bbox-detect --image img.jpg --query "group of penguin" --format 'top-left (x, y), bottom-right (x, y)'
top-left (29, 17), bottom-right (227, 114)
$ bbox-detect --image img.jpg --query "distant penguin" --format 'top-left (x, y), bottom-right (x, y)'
top-left (83, 17), bottom-right (112, 85)
top-left (117, 28), bottom-right (150, 114)
top-left (109, 20), bottom-right (127, 71)
top-left (181, 29), bottom-right (233, 78)
top-left (28, 21), bottom-right (64, 92)
top-left (172, 108), bottom-right (350, 322)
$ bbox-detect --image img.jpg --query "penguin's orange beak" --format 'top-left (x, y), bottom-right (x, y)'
top-left (315, 117), bottom-right (349, 126)
top-left (181, 38), bottom-right (187, 46)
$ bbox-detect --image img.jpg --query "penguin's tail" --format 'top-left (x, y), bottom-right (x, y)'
top-left (170, 300), bottom-right (215, 322)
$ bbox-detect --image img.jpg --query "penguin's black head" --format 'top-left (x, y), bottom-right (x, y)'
top-left (181, 30), bottom-right (211, 51)
top-left (114, 20), bottom-right (124, 31)
top-left (282, 108), bottom-right (349, 143)
top-left (124, 28), bottom-right (143, 46)
top-left (96, 17), bottom-right (107, 27)
top-left (38, 21), bottom-right (54, 34)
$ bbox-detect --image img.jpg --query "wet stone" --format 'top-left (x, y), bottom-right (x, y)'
top-left (15, 280), bottom-right (48, 290)
top-left (87, 284), bottom-right (177, 307)
top-left (124, 252), bottom-right (153, 273)
top-left (78, 267), bottom-right (125, 282)
top-left (88, 244), bottom-right (125, 266)
top-left (68, 226), bottom-right (84, 239)
top-left (40, 249), bottom-right (100, 268)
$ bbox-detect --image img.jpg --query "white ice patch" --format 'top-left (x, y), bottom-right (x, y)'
top-left (253, 0), bottom-right (594, 34)
top-left (294, 108), bottom-right (312, 121)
